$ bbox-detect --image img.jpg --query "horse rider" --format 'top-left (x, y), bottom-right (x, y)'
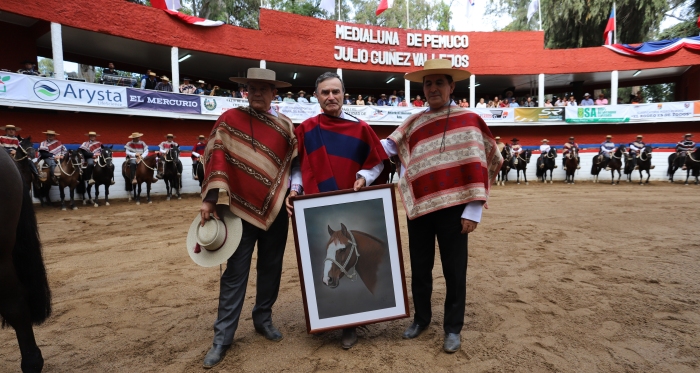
top-left (599, 135), bottom-right (615, 170)
top-left (79, 131), bottom-right (111, 185)
top-left (562, 136), bottom-right (580, 170)
top-left (191, 135), bottom-right (207, 180)
top-left (38, 130), bottom-right (67, 184)
top-left (125, 132), bottom-right (154, 185)
top-left (538, 139), bottom-right (555, 168)
top-left (510, 138), bottom-right (523, 165)
top-left (285, 71), bottom-right (387, 350)
top-left (156, 134), bottom-right (182, 179)
top-left (1, 124), bottom-right (40, 178)
top-left (676, 133), bottom-right (695, 170)
top-left (495, 136), bottom-right (505, 153)
top-left (628, 135), bottom-right (645, 170)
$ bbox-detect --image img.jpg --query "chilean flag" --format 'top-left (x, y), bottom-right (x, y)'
top-left (151, 0), bottom-right (224, 27)
top-left (376, 0), bottom-right (394, 16)
top-left (603, 6), bottom-right (615, 45)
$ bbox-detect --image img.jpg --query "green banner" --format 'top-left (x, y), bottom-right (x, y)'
top-left (565, 106), bottom-right (631, 123)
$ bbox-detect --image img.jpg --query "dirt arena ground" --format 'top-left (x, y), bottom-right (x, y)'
top-left (1, 182), bottom-right (699, 373)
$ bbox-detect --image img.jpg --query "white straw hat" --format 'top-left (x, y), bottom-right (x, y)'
top-left (186, 205), bottom-right (242, 267)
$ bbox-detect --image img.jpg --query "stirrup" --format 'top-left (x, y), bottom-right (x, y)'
top-left (554, 165), bottom-right (558, 168)
top-left (650, 165), bottom-right (655, 169)
top-left (132, 179), bottom-right (138, 185)
top-left (88, 179), bottom-right (95, 185)
top-left (634, 166), bottom-right (639, 170)
top-left (576, 166), bottom-right (580, 169)
top-left (563, 166), bottom-right (567, 170)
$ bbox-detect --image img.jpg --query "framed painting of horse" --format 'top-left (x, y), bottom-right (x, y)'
top-left (290, 184), bottom-right (409, 334)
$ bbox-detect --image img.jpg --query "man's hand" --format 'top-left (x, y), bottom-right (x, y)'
top-left (353, 177), bottom-right (366, 191)
top-left (461, 219), bottom-right (478, 234)
top-left (9, 149), bottom-right (16, 156)
top-left (200, 201), bottom-right (219, 226)
top-left (286, 190), bottom-right (298, 217)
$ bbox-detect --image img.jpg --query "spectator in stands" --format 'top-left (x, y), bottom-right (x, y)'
top-left (523, 97), bottom-right (536, 107)
top-left (631, 94), bottom-right (642, 104)
top-left (309, 92), bottom-right (319, 103)
top-left (509, 98), bottom-right (519, 108)
top-left (179, 77), bottom-right (196, 94)
top-left (195, 80), bottom-right (209, 95)
top-left (412, 95), bottom-right (424, 107)
top-left (274, 93), bottom-right (282, 101)
top-left (139, 69), bottom-right (152, 89)
top-left (459, 99), bottom-right (469, 108)
top-left (155, 76), bottom-right (173, 92)
top-left (283, 92), bottom-right (295, 103)
top-left (554, 96), bottom-right (567, 106)
top-left (390, 95), bottom-right (399, 106)
top-left (143, 72), bottom-right (158, 90)
top-left (234, 86), bottom-right (247, 99)
top-left (398, 90), bottom-right (405, 101)
top-left (356, 94), bottom-right (365, 105)
top-left (544, 98), bottom-right (553, 107)
top-left (492, 96), bottom-right (500, 108)
top-left (498, 98), bottom-right (508, 108)
top-left (595, 94), bottom-right (608, 105)
top-left (476, 98), bottom-right (487, 108)
top-left (18, 60), bottom-right (40, 75)
top-left (344, 93), bottom-right (354, 105)
top-left (297, 90), bottom-right (309, 103)
top-left (103, 62), bottom-right (117, 76)
top-left (580, 93), bottom-right (594, 106)
top-left (377, 94), bottom-right (388, 106)
top-left (487, 100), bottom-right (495, 108)
top-left (398, 98), bottom-right (407, 107)
top-left (366, 96), bottom-right (376, 105)
top-left (568, 95), bottom-right (577, 106)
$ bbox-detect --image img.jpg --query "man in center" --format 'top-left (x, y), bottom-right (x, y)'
top-left (285, 72), bottom-right (388, 349)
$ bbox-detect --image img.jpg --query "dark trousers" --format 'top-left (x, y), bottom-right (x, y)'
top-left (213, 208), bottom-right (289, 345)
top-left (406, 204), bottom-right (468, 334)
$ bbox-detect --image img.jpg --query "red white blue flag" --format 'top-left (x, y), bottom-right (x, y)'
top-left (603, 6), bottom-right (615, 45)
top-left (151, 0), bottom-right (224, 27)
top-left (376, 0), bottom-right (394, 16)
top-left (604, 36), bottom-right (700, 56)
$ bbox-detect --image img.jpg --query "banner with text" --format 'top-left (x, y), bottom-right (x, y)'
top-left (629, 102), bottom-right (694, 121)
top-left (127, 88), bottom-right (200, 114)
top-left (200, 96), bottom-right (249, 115)
top-left (515, 107), bottom-right (566, 122)
top-left (565, 106), bottom-right (632, 123)
top-left (470, 108), bottom-right (515, 123)
top-left (0, 72), bottom-right (31, 101)
top-left (28, 76), bottom-right (127, 108)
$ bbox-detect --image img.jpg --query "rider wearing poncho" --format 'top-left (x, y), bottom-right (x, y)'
top-left (38, 130), bottom-right (67, 184)
top-left (124, 133), bottom-right (152, 185)
top-left (1, 124), bottom-right (39, 178)
top-left (563, 136), bottom-right (580, 170)
top-left (285, 72), bottom-right (387, 350)
top-left (156, 134), bottom-right (182, 179)
top-left (676, 133), bottom-right (695, 170)
top-left (599, 135), bottom-right (616, 170)
top-left (510, 137), bottom-right (523, 165)
top-left (380, 59), bottom-right (502, 354)
top-left (538, 139), bottom-right (555, 169)
top-left (79, 131), bottom-right (103, 185)
top-left (191, 135), bottom-right (207, 180)
top-left (628, 135), bottom-right (645, 170)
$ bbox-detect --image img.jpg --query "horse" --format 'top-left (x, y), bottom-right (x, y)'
top-left (497, 144), bottom-right (511, 186)
top-left (194, 160), bottom-right (205, 188)
top-left (635, 145), bottom-right (655, 185)
top-left (668, 152), bottom-right (691, 184)
top-left (564, 147), bottom-right (580, 184)
top-left (323, 223), bottom-right (388, 295)
top-left (623, 148), bottom-right (635, 183)
top-left (122, 154), bottom-right (158, 205)
top-left (606, 145), bottom-right (624, 185)
top-left (79, 145), bottom-right (115, 207)
top-left (54, 150), bottom-right (83, 211)
top-left (162, 145), bottom-right (182, 201)
top-left (536, 147), bottom-right (557, 184)
top-left (0, 149), bottom-right (52, 373)
top-left (512, 149), bottom-right (531, 185)
top-left (11, 136), bottom-right (37, 191)
top-left (681, 148), bottom-right (700, 185)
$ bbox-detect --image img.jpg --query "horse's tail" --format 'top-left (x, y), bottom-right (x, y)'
top-left (76, 178), bottom-right (86, 194)
top-left (7, 186), bottom-right (52, 326)
top-left (667, 154), bottom-right (673, 176)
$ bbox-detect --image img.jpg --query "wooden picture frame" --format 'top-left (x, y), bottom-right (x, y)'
top-left (290, 184), bottom-right (409, 334)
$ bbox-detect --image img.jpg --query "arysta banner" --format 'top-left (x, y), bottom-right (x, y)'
top-left (0, 72), bottom-right (31, 101)
top-left (29, 76), bottom-right (127, 108)
top-left (565, 106), bottom-right (632, 123)
top-left (629, 102), bottom-right (694, 121)
top-left (127, 88), bottom-right (200, 114)
top-left (515, 107), bottom-right (565, 122)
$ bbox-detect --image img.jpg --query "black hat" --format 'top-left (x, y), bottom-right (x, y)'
top-left (511, 138), bottom-right (519, 142)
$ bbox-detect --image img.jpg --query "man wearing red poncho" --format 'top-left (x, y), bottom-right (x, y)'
top-left (381, 59), bottom-right (503, 353)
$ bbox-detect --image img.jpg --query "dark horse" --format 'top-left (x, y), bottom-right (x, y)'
top-left (11, 136), bottom-right (37, 191)
top-left (0, 149), bottom-right (52, 373)
top-left (635, 145), bottom-right (655, 185)
top-left (162, 145), bottom-right (182, 201)
top-left (194, 157), bottom-right (205, 189)
top-left (667, 151), bottom-right (693, 184)
top-left (56, 150), bottom-right (83, 210)
top-left (122, 154), bottom-right (158, 204)
top-left (78, 145), bottom-right (115, 207)
top-left (497, 144), bottom-right (511, 186)
top-left (512, 149), bottom-right (531, 185)
top-left (681, 148), bottom-right (700, 185)
top-left (564, 147), bottom-right (580, 184)
top-left (536, 147), bottom-right (557, 184)
top-left (606, 145), bottom-right (624, 185)
top-left (323, 223), bottom-right (388, 294)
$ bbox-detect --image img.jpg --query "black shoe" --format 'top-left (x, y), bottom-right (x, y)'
top-left (255, 324), bottom-right (283, 342)
top-left (443, 333), bottom-right (461, 353)
top-left (202, 344), bottom-right (230, 369)
top-left (341, 327), bottom-right (358, 349)
top-left (402, 322), bottom-right (427, 339)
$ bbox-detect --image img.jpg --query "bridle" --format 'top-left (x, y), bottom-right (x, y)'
top-left (163, 147), bottom-right (179, 163)
top-left (13, 142), bottom-right (33, 161)
top-left (58, 153), bottom-right (81, 176)
top-left (639, 148), bottom-right (651, 162)
top-left (97, 151), bottom-right (113, 168)
top-left (688, 151), bottom-right (700, 163)
top-left (545, 149), bottom-right (556, 159)
top-left (325, 230), bottom-right (360, 280)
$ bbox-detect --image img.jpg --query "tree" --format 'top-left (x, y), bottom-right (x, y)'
top-left (485, 0), bottom-right (688, 49)
top-left (37, 58), bottom-right (54, 77)
top-left (657, 0), bottom-right (700, 39)
top-left (351, 0), bottom-right (452, 31)
top-left (641, 83), bottom-right (675, 103)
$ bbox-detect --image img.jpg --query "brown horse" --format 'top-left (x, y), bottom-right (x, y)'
top-left (323, 223), bottom-right (387, 294)
top-left (564, 147), bottom-right (580, 184)
top-left (122, 154), bottom-right (158, 204)
top-left (11, 136), bottom-right (37, 191)
top-left (0, 149), bottom-right (52, 373)
top-left (682, 148), bottom-right (700, 185)
top-left (55, 150), bottom-right (82, 211)
top-left (635, 145), bottom-right (655, 185)
top-left (497, 144), bottom-right (511, 186)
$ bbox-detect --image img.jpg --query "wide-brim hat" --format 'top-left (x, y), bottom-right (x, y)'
top-left (636, 135), bottom-right (643, 138)
top-left (569, 136), bottom-right (575, 139)
top-left (183, 77), bottom-right (191, 81)
top-left (149, 72), bottom-right (157, 76)
top-left (381, 94), bottom-right (386, 97)
top-left (186, 205), bottom-right (243, 267)
top-left (344, 93), bottom-right (350, 97)
top-left (165, 134), bottom-right (176, 138)
top-left (606, 135), bottom-right (613, 138)
top-left (85, 131), bottom-right (100, 136)
top-left (197, 80), bottom-right (206, 84)
top-left (1, 125), bottom-right (21, 131)
top-left (494, 136), bottom-right (501, 140)
top-left (404, 59), bottom-right (471, 83)
top-left (511, 138), bottom-right (519, 142)
top-left (198, 135), bottom-right (206, 139)
top-left (685, 133), bottom-right (693, 137)
top-left (128, 132), bottom-right (144, 139)
top-left (161, 76), bottom-right (170, 81)
top-left (541, 139), bottom-right (549, 143)
top-left (42, 130), bottom-right (59, 135)
top-left (229, 68), bottom-right (291, 88)
top-left (584, 93), bottom-right (590, 96)
top-left (298, 90), bottom-right (306, 95)
top-left (286, 92), bottom-right (293, 95)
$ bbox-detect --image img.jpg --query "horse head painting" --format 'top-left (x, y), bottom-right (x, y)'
top-left (323, 223), bottom-right (388, 295)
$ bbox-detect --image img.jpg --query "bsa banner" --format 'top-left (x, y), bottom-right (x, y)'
top-left (0, 72), bottom-right (31, 101)
top-left (28, 76), bottom-right (127, 108)
top-left (469, 108), bottom-right (515, 123)
top-left (515, 107), bottom-right (565, 122)
top-left (126, 88), bottom-right (200, 114)
top-left (629, 102), bottom-right (694, 121)
top-left (565, 106), bottom-right (632, 123)
top-left (200, 96), bottom-right (249, 115)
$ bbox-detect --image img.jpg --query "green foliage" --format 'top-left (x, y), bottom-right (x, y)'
top-left (37, 58), bottom-right (54, 76)
top-left (641, 83), bottom-right (675, 103)
top-left (657, 0), bottom-right (700, 39)
top-left (352, 0), bottom-right (452, 30)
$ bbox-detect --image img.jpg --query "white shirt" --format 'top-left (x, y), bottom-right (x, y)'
top-left (540, 144), bottom-right (551, 154)
top-left (297, 97), bottom-right (309, 103)
top-left (476, 102), bottom-right (487, 108)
